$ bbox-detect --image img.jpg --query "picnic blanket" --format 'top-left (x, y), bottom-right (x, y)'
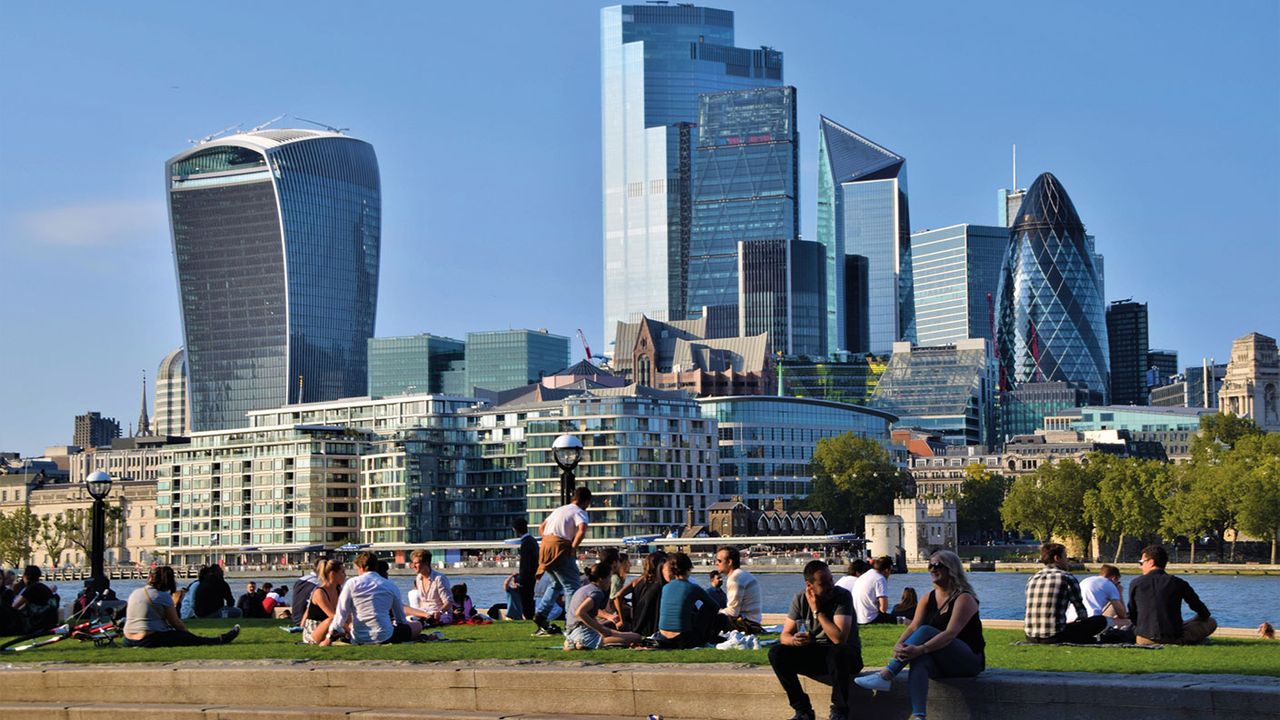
top-left (1011, 641), bottom-right (1163, 649)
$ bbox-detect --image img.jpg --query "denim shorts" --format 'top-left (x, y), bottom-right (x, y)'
top-left (563, 624), bottom-right (602, 650)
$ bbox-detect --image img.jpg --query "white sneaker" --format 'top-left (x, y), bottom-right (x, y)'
top-left (854, 673), bottom-right (892, 692)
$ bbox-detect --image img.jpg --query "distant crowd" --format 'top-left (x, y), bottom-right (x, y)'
top-left (1, 484), bottom-right (1273, 720)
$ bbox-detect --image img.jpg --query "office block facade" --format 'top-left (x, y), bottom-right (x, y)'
top-left (1147, 349), bottom-right (1179, 389)
top-left (777, 355), bottom-right (887, 405)
top-left (870, 339), bottom-right (997, 447)
top-left (154, 347), bottom-right (189, 437)
top-left (699, 396), bottom-right (895, 511)
top-left (688, 86), bottom-right (806, 353)
top-left (996, 172), bottom-right (1109, 403)
top-left (464, 329), bottom-right (570, 394)
top-left (910, 224), bottom-right (1009, 348)
top-left (1106, 300), bottom-right (1149, 405)
top-left (74, 411), bottom-right (121, 449)
top-left (167, 129), bottom-right (380, 431)
top-left (817, 116), bottom-right (912, 355)
top-left (367, 334), bottom-right (465, 397)
top-left (601, 4), bottom-right (783, 351)
top-left (999, 380), bottom-right (1096, 440)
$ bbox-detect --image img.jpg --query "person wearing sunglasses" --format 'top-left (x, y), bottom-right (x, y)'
top-left (855, 551), bottom-right (984, 720)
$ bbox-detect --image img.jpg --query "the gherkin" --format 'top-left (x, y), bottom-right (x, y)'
top-left (995, 172), bottom-right (1109, 403)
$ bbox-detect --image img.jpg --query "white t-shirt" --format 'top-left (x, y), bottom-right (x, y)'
top-left (851, 571), bottom-right (888, 624)
top-left (835, 574), bottom-right (859, 595)
top-left (1067, 574), bottom-right (1121, 624)
top-left (543, 503), bottom-right (589, 541)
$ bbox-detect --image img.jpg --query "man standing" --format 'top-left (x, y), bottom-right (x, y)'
top-left (1023, 543), bottom-right (1106, 643)
top-left (1128, 545), bottom-right (1217, 645)
top-left (767, 560), bottom-right (861, 720)
top-left (532, 486), bottom-right (592, 635)
top-left (324, 551), bottom-right (420, 645)
top-left (851, 556), bottom-right (895, 624)
top-left (514, 518), bottom-right (538, 623)
top-left (715, 546), bottom-right (762, 626)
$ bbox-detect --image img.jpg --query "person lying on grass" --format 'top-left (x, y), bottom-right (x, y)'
top-left (563, 563), bottom-right (644, 650)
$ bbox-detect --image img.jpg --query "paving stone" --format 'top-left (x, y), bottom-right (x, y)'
top-left (64, 703), bottom-right (221, 720)
top-left (0, 702), bottom-right (70, 720)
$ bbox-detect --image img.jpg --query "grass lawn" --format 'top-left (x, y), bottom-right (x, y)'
top-left (2, 620), bottom-right (1276, 677)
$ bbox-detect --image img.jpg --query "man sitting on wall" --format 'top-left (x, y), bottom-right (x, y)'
top-left (767, 560), bottom-right (861, 720)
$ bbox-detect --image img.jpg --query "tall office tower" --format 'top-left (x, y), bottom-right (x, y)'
top-left (998, 188), bottom-right (1026, 228)
top-left (367, 334), bottom-right (466, 397)
top-left (464, 329), bottom-right (570, 394)
top-left (910, 224), bottom-right (1010, 348)
top-left (601, 4), bottom-right (784, 353)
top-left (1106, 300), bottom-right (1149, 405)
top-left (167, 129), bottom-right (380, 431)
top-left (153, 347), bottom-right (189, 436)
top-left (73, 411), bottom-right (121, 449)
top-left (1146, 349), bottom-right (1179, 390)
top-left (688, 86), bottom-right (808, 353)
top-left (816, 116), bottom-right (913, 356)
top-left (996, 172), bottom-right (1109, 404)
top-left (789, 240), bottom-right (826, 357)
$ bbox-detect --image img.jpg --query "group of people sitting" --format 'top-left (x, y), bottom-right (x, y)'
top-left (0, 565), bottom-right (61, 635)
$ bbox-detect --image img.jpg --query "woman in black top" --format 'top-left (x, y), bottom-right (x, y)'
top-left (303, 559), bottom-right (346, 645)
top-left (626, 551), bottom-right (667, 637)
top-left (855, 550), bottom-right (984, 719)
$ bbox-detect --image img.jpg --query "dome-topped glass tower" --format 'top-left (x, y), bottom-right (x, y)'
top-left (996, 172), bottom-right (1109, 403)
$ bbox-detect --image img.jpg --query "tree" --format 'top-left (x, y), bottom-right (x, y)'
top-left (953, 464), bottom-right (1011, 542)
top-left (1190, 413), bottom-right (1263, 459)
top-left (1001, 459), bottom-right (1097, 551)
top-left (803, 433), bottom-right (907, 533)
top-left (1161, 462), bottom-right (1233, 564)
top-left (0, 507), bottom-right (42, 566)
top-left (1229, 433), bottom-right (1280, 564)
top-left (36, 513), bottom-right (70, 568)
top-left (63, 503), bottom-right (125, 563)
top-left (1083, 455), bottom-right (1165, 562)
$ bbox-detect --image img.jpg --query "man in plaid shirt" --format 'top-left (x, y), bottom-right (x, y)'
top-left (1023, 543), bottom-right (1107, 643)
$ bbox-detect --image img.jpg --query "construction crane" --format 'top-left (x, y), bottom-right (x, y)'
top-left (576, 329), bottom-right (594, 362)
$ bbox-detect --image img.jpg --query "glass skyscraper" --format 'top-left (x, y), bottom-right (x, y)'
top-left (910, 224), bottom-right (1009, 348)
top-left (870, 339), bottom-right (997, 447)
top-left (816, 116), bottom-right (913, 356)
top-left (601, 4), bottom-right (783, 354)
top-left (689, 86), bottom-right (808, 353)
top-left (167, 129), bottom-right (380, 431)
top-left (1106, 300), bottom-right (1149, 406)
top-left (996, 172), bottom-right (1109, 404)
top-left (464, 329), bottom-right (570, 394)
top-left (367, 334), bottom-right (466, 397)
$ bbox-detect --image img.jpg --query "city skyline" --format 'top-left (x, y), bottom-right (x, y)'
top-left (2, 1), bottom-right (1277, 454)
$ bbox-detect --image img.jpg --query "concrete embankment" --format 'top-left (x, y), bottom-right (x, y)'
top-left (3, 660), bottom-right (1277, 720)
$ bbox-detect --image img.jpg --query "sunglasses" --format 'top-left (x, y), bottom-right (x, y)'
top-left (927, 562), bottom-right (947, 572)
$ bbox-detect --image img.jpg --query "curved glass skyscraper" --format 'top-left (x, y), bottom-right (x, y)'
top-left (167, 129), bottom-right (380, 431)
top-left (996, 172), bottom-right (1109, 403)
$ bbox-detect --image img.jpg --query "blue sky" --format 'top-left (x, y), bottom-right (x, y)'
top-left (1, 1), bottom-right (1277, 455)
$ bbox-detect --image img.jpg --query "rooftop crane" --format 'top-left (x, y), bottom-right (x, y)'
top-left (576, 329), bottom-right (593, 362)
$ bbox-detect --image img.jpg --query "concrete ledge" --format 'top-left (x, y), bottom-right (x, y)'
top-left (2, 661), bottom-right (1278, 720)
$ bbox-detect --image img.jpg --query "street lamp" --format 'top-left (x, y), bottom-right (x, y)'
top-left (552, 434), bottom-right (583, 506)
top-left (85, 471), bottom-right (113, 596)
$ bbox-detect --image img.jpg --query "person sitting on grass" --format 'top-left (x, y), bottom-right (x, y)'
top-left (405, 549), bottom-right (453, 625)
top-left (714, 545), bottom-right (763, 633)
top-left (194, 564), bottom-right (241, 619)
top-left (122, 566), bottom-right (240, 648)
top-left (655, 552), bottom-right (719, 649)
top-left (562, 563), bottom-right (643, 650)
top-left (236, 582), bottom-right (265, 619)
top-left (1066, 563), bottom-right (1134, 643)
top-left (767, 559), bottom-right (860, 720)
top-left (262, 586), bottom-right (288, 617)
top-left (1128, 544), bottom-right (1217, 646)
top-left (707, 569), bottom-right (727, 608)
top-left (834, 557), bottom-right (869, 595)
top-left (856, 550), bottom-right (984, 720)
top-left (609, 552), bottom-right (633, 628)
top-left (303, 559), bottom-right (346, 645)
top-left (1022, 542), bottom-right (1105, 644)
top-left (852, 556), bottom-right (896, 625)
top-left (891, 587), bottom-right (918, 621)
top-left (1259, 622), bottom-right (1275, 640)
top-left (450, 583), bottom-right (477, 623)
top-left (626, 550), bottom-right (667, 638)
top-left (12, 566), bottom-right (59, 633)
top-left (324, 551), bottom-right (420, 645)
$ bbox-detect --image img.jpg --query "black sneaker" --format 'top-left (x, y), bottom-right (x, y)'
top-left (785, 710), bottom-right (815, 720)
top-left (531, 627), bottom-right (554, 637)
top-left (827, 706), bottom-right (848, 720)
top-left (220, 624), bottom-right (241, 644)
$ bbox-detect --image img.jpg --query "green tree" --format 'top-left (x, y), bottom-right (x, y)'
top-left (63, 503), bottom-right (125, 562)
top-left (36, 513), bottom-right (70, 568)
top-left (803, 433), bottom-right (907, 533)
top-left (1161, 462), bottom-right (1233, 564)
top-left (953, 464), bottom-right (1011, 542)
top-left (1083, 455), bottom-right (1165, 562)
top-left (1001, 459), bottom-right (1097, 550)
top-left (0, 506), bottom-right (42, 566)
top-left (1229, 433), bottom-right (1280, 564)
top-left (1190, 413), bottom-right (1263, 459)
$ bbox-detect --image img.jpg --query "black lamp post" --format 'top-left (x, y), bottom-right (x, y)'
top-left (552, 434), bottom-right (584, 506)
top-left (85, 470), bottom-right (113, 596)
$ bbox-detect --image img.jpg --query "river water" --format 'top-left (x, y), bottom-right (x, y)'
top-left (86, 570), bottom-right (1278, 629)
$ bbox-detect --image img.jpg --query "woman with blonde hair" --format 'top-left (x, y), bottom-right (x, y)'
top-left (855, 550), bottom-right (984, 719)
top-left (303, 559), bottom-right (346, 644)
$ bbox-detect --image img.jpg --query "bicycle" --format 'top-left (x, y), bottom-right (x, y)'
top-left (1, 597), bottom-right (126, 653)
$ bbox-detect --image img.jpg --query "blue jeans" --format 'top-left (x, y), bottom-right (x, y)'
top-left (884, 625), bottom-right (983, 717)
top-left (535, 553), bottom-right (580, 621)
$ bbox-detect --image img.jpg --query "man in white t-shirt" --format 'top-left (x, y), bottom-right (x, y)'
top-left (834, 557), bottom-right (869, 596)
top-left (532, 486), bottom-right (591, 635)
top-left (851, 556), bottom-right (895, 624)
top-left (1067, 564), bottom-right (1132, 640)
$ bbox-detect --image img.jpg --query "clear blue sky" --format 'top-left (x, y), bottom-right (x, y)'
top-left (1, 1), bottom-right (1277, 455)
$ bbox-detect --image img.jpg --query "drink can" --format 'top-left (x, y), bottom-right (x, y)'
top-left (648, 716), bottom-right (664, 720)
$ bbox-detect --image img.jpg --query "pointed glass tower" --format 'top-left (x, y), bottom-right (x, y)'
top-left (996, 172), bottom-right (1109, 403)
top-left (816, 116), bottom-right (912, 356)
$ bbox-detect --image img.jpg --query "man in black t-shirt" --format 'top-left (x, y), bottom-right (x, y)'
top-left (13, 566), bottom-right (59, 633)
top-left (194, 565), bottom-right (240, 618)
top-left (767, 560), bottom-right (862, 720)
top-left (236, 581), bottom-right (266, 618)
top-left (1128, 544), bottom-right (1217, 645)
top-left (514, 518), bottom-right (537, 624)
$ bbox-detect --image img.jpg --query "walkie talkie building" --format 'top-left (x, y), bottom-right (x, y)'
top-left (167, 129), bottom-right (380, 431)
top-left (996, 172), bottom-right (1109, 404)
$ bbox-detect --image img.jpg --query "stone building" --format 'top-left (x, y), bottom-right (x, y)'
top-left (0, 473), bottom-right (157, 567)
top-left (864, 498), bottom-right (956, 564)
top-left (611, 315), bottom-right (774, 397)
top-left (706, 497), bottom-right (827, 537)
top-left (1218, 332), bottom-right (1280, 431)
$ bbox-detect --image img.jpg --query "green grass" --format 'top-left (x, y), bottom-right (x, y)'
top-left (3, 620), bottom-right (1277, 677)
